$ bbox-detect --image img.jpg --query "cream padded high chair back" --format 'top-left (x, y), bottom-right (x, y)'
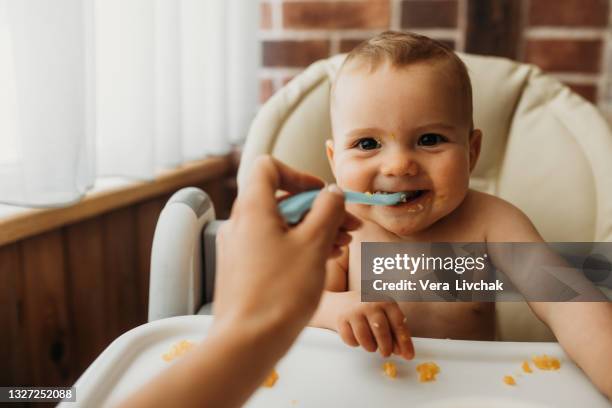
top-left (238, 53), bottom-right (612, 342)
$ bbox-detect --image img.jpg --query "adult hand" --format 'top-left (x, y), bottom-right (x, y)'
top-left (119, 156), bottom-right (360, 408)
top-left (213, 155), bottom-right (362, 342)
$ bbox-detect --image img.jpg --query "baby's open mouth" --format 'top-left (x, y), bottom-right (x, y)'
top-left (373, 190), bottom-right (427, 205)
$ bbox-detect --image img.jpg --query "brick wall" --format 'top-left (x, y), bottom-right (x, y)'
top-left (523, 0), bottom-right (611, 116)
top-left (258, 0), bottom-right (612, 124)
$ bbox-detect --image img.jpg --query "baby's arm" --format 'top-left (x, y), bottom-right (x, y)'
top-left (309, 246), bottom-right (351, 329)
top-left (309, 247), bottom-right (414, 359)
top-left (324, 246), bottom-right (349, 292)
top-left (486, 198), bottom-right (612, 399)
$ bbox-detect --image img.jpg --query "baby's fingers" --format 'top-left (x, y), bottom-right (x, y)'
top-left (367, 311), bottom-right (393, 357)
top-left (384, 305), bottom-right (414, 360)
top-left (351, 315), bottom-right (377, 352)
top-left (338, 320), bottom-right (358, 347)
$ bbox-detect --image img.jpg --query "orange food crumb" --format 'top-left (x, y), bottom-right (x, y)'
top-left (383, 361), bottom-right (397, 378)
top-left (416, 362), bottom-right (440, 382)
top-left (162, 340), bottom-right (194, 362)
top-left (522, 361), bottom-right (533, 373)
top-left (532, 355), bottom-right (561, 371)
top-left (365, 191), bottom-right (372, 196)
top-left (503, 375), bottom-right (516, 386)
top-left (262, 369), bottom-right (279, 387)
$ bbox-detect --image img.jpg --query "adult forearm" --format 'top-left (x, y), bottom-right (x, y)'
top-left (118, 316), bottom-right (297, 408)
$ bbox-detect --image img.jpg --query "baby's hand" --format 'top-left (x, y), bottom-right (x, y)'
top-left (336, 299), bottom-right (414, 360)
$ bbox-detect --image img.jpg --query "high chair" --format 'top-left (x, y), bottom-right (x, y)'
top-left (149, 53), bottom-right (612, 342)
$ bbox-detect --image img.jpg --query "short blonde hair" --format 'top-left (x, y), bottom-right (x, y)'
top-left (333, 31), bottom-right (473, 127)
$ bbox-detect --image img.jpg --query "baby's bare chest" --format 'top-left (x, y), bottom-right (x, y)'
top-left (346, 225), bottom-right (485, 291)
top-left (346, 232), bottom-right (495, 340)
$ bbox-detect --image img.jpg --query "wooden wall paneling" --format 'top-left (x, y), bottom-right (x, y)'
top-left (200, 180), bottom-right (223, 219)
top-left (0, 244), bottom-right (29, 387)
top-left (135, 197), bottom-right (167, 321)
top-left (103, 207), bottom-right (143, 341)
top-left (64, 218), bottom-right (110, 377)
top-left (200, 176), bottom-right (236, 221)
top-left (465, 0), bottom-right (523, 60)
top-left (20, 230), bottom-right (74, 386)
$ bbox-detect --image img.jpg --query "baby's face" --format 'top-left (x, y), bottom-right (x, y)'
top-left (328, 60), bottom-right (481, 237)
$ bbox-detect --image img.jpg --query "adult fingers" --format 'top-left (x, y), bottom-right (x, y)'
top-left (329, 245), bottom-right (343, 259)
top-left (341, 211), bottom-right (362, 232)
top-left (334, 231), bottom-right (353, 248)
top-left (234, 156), bottom-right (326, 229)
top-left (242, 156), bottom-right (324, 207)
top-left (274, 159), bottom-right (325, 193)
top-left (297, 185), bottom-right (346, 249)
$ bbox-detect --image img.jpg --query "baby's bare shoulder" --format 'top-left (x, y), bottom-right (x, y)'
top-left (464, 190), bottom-right (543, 242)
top-left (464, 190), bottom-right (522, 215)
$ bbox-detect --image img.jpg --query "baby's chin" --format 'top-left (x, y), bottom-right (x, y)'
top-left (376, 216), bottom-right (437, 238)
top-left (354, 208), bottom-right (438, 238)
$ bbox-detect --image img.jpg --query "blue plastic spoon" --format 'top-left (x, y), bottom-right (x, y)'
top-left (279, 189), bottom-right (406, 224)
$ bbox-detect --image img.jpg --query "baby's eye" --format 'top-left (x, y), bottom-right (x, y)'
top-left (355, 137), bottom-right (381, 150)
top-left (418, 133), bottom-right (446, 147)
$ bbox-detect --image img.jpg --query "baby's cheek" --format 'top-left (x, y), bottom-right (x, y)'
top-left (334, 162), bottom-right (371, 191)
top-left (431, 158), bottom-right (470, 206)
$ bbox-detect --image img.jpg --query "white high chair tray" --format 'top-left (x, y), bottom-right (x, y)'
top-left (65, 315), bottom-right (609, 407)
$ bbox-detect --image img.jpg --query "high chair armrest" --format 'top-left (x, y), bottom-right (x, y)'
top-left (148, 187), bottom-right (215, 321)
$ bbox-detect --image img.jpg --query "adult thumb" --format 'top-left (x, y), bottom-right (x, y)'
top-left (298, 184), bottom-right (346, 246)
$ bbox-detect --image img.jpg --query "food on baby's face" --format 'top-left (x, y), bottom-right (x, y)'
top-left (503, 375), bottom-right (516, 386)
top-left (416, 362), bottom-right (440, 382)
top-left (382, 361), bottom-right (397, 378)
top-left (522, 361), bottom-right (533, 373)
top-left (162, 340), bottom-right (194, 362)
top-left (262, 369), bottom-right (279, 387)
top-left (532, 355), bottom-right (561, 370)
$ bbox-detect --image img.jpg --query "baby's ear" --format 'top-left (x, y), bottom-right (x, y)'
top-left (325, 139), bottom-right (336, 176)
top-left (468, 129), bottom-right (482, 173)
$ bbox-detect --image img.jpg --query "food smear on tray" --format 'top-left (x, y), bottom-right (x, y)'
top-left (162, 340), bottom-right (194, 362)
top-left (532, 355), bottom-right (561, 370)
top-left (503, 375), bottom-right (516, 386)
top-left (522, 361), bottom-right (533, 373)
top-left (416, 362), bottom-right (440, 382)
top-left (382, 361), bottom-right (397, 378)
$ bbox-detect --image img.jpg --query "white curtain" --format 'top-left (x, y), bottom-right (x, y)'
top-left (0, 0), bottom-right (259, 207)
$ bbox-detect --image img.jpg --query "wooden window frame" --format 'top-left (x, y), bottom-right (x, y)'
top-left (0, 155), bottom-right (234, 247)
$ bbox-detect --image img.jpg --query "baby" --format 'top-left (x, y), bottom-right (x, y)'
top-left (308, 31), bottom-right (612, 398)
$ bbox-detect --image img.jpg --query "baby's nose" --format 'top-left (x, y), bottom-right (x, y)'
top-left (380, 153), bottom-right (419, 177)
